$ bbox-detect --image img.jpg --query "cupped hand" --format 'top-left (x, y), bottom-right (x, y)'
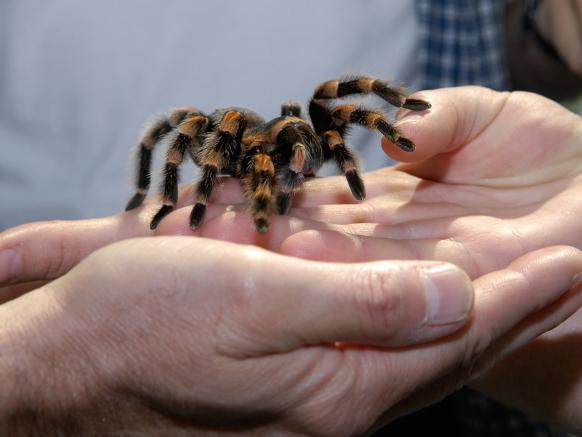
top-left (2, 87), bottom-right (581, 295)
top-left (0, 178), bottom-right (271, 300)
top-left (3, 237), bottom-right (582, 435)
top-left (281, 86), bottom-right (582, 278)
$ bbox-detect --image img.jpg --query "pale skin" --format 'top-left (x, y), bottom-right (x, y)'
top-left (2, 237), bottom-right (582, 435)
top-left (285, 86), bottom-right (582, 432)
top-left (1, 86), bottom-right (582, 433)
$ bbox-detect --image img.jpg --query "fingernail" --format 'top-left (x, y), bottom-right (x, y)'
top-left (570, 272), bottom-right (582, 289)
top-left (423, 264), bottom-right (473, 326)
top-left (394, 112), bottom-right (425, 126)
top-left (0, 249), bottom-right (21, 283)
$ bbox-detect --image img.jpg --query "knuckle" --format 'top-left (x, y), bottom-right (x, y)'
top-left (460, 331), bottom-right (499, 379)
top-left (463, 331), bottom-right (493, 369)
top-left (43, 222), bottom-right (80, 279)
top-left (353, 267), bottom-right (403, 338)
top-left (219, 248), bottom-right (265, 311)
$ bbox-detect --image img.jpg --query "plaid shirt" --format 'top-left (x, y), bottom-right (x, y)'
top-left (416, 0), bottom-right (510, 90)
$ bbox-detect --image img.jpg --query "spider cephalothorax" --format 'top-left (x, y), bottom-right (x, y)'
top-left (125, 76), bottom-right (430, 233)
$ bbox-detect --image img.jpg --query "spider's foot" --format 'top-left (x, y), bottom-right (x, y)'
top-left (376, 120), bottom-right (416, 152)
top-left (190, 203), bottom-right (206, 229)
top-left (125, 192), bottom-right (146, 211)
top-left (403, 98), bottom-right (431, 111)
top-left (345, 170), bottom-right (366, 200)
top-left (277, 192), bottom-right (292, 215)
top-left (150, 204), bottom-right (174, 230)
top-left (395, 137), bottom-right (416, 152)
top-left (254, 217), bottom-right (270, 234)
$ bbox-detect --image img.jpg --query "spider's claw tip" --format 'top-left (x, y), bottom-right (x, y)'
top-left (346, 170), bottom-right (366, 200)
top-left (276, 193), bottom-right (292, 215)
top-left (190, 203), bottom-right (206, 229)
top-left (255, 218), bottom-right (270, 234)
top-left (403, 99), bottom-right (431, 111)
top-left (396, 137), bottom-right (416, 152)
top-left (125, 192), bottom-right (146, 211)
top-left (151, 204), bottom-right (174, 230)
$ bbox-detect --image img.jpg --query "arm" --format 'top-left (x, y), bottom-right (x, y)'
top-left (536, 0), bottom-right (582, 76)
top-left (504, 0), bottom-right (582, 100)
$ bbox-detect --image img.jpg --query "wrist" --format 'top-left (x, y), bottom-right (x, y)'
top-left (0, 285), bottom-right (105, 431)
top-left (0, 310), bottom-right (25, 426)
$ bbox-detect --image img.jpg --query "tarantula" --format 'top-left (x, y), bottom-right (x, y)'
top-left (125, 76), bottom-right (431, 233)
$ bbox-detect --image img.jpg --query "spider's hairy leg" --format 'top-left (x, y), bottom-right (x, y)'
top-left (150, 114), bottom-right (209, 230)
top-left (190, 110), bottom-right (245, 229)
top-left (242, 150), bottom-right (276, 234)
top-left (313, 76), bottom-right (431, 111)
top-left (331, 104), bottom-right (416, 152)
top-left (274, 125), bottom-right (309, 215)
top-left (323, 130), bottom-right (365, 200)
top-left (277, 142), bottom-right (308, 215)
top-left (190, 164), bottom-right (218, 229)
top-left (125, 108), bottom-right (194, 211)
top-left (281, 101), bottom-right (302, 117)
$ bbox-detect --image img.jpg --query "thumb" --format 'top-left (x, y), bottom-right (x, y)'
top-left (0, 214), bottom-right (149, 286)
top-left (83, 236), bottom-right (475, 354)
top-left (381, 86), bottom-right (509, 162)
top-left (217, 246), bottom-right (475, 355)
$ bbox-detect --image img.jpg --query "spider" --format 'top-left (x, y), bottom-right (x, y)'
top-left (125, 76), bottom-right (431, 233)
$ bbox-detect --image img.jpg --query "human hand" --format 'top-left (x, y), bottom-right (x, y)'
top-left (2, 87), bottom-right (581, 298)
top-left (278, 87), bottom-right (582, 278)
top-left (275, 86), bottom-right (582, 430)
top-left (537, 0), bottom-right (582, 76)
top-left (0, 181), bottom-right (255, 302)
top-left (2, 237), bottom-right (582, 435)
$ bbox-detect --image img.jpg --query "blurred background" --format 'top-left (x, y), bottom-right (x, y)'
top-left (0, 1), bottom-right (581, 434)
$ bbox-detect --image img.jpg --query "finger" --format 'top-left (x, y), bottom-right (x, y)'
top-left (0, 179), bottom-right (248, 286)
top-left (156, 205), bottom-right (342, 251)
top-left (407, 246), bottom-right (582, 370)
top-left (473, 245), bottom-right (582, 331)
top-left (294, 197), bottom-right (473, 226)
top-left (0, 212), bottom-right (152, 285)
top-left (290, 168), bottom-right (417, 208)
top-left (280, 229), bottom-right (487, 278)
top-left (373, 246), bottom-right (582, 423)
top-left (0, 280), bottom-right (49, 304)
top-left (281, 214), bottom-right (532, 280)
top-left (380, 86), bottom-right (508, 163)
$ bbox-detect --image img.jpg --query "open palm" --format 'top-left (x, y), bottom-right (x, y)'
top-left (272, 86), bottom-right (582, 279)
